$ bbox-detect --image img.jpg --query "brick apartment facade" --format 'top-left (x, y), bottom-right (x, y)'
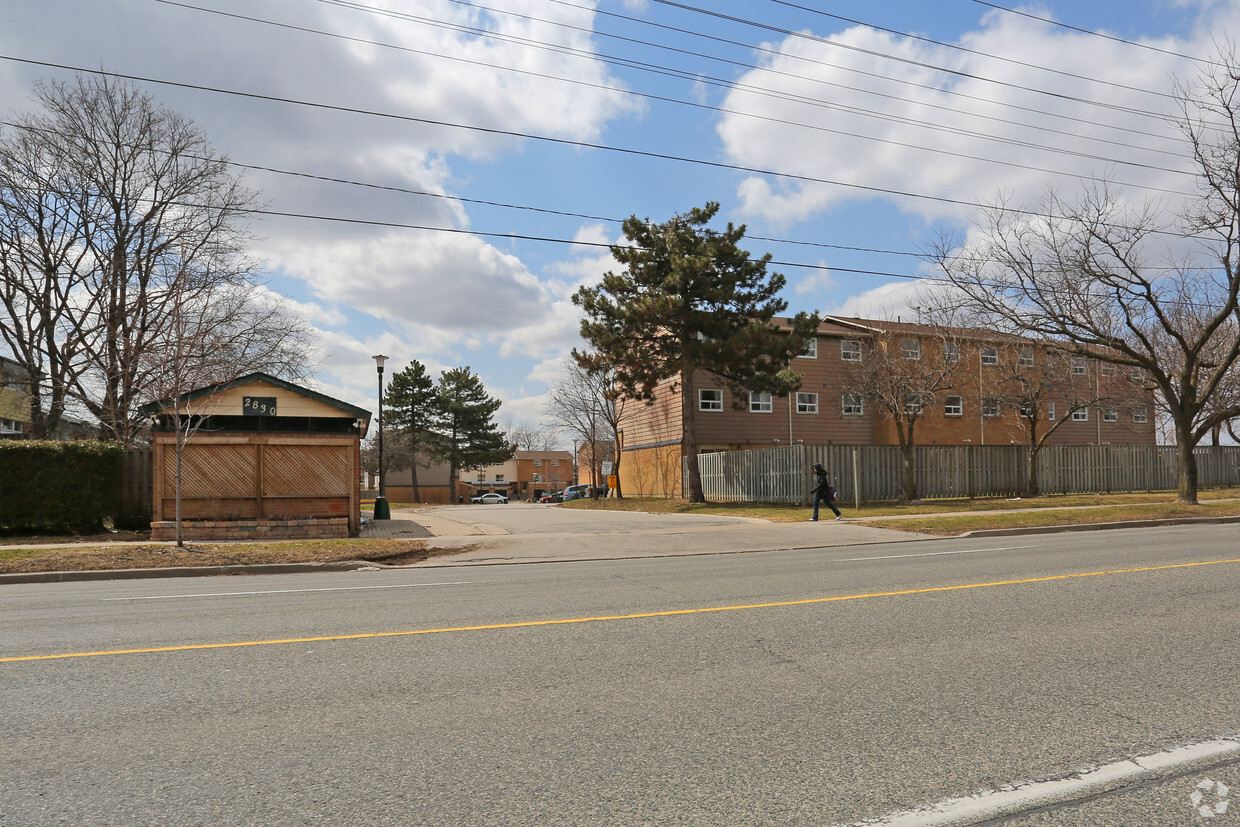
top-left (618, 316), bottom-right (1157, 497)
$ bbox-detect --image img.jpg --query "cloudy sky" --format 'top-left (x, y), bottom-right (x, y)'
top-left (2, 0), bottom-right (1234, 432)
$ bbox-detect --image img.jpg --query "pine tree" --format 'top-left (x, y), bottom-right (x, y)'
top-left (383, 359), bottom-right (439, 503)
top-left (431, 367), bottom-right (513, 502)
top-left (573, 202), bottom-right (817, 502)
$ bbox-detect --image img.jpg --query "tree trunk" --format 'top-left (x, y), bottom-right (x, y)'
top-left (175, 428), bottom-right (185, 548)
top-left (410, 459), bottom-right (421, 504)
top-left (681, 365), bottom-right (705, 503)
top-left (1176, 419), bottom-right (1200, 505)
top-left (1024, 445), bottom-right (1041, 498)
top-left (901, 445), bottom-right (918, 503)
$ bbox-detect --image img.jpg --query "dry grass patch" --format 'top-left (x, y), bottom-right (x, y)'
top-left (0, 538), bottom-right (446, 574)
top-left (866, 501), bottom-right (1240, 536)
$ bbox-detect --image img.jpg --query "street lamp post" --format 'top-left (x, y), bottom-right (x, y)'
top-left (373, 354), bottom-right (391, 520)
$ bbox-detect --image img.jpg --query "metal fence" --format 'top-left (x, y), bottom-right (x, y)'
top-left (692, 443), bottom-right (1240, 504)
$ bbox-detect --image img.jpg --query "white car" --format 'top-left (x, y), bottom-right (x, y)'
top-left (470, 492), bottom-right (508, 504)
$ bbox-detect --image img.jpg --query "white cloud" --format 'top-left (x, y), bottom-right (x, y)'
top-left (719, 11), bottom-right (1222, 228)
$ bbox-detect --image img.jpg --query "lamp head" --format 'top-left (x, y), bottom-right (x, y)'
top-left (372, 354), bottom-right (388, 373)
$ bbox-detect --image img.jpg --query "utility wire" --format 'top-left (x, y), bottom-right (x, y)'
top-left (0, 55), bottom-right (1221, 245)
top-left (147, 0), bottom-right (1198, 190)
top-left (315, 0), bottom-right (1199, 154)
top-left (972, 0), bottom-right (1223, 65)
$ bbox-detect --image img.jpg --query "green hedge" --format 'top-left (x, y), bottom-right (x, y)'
top-left (0, 440), bottom-right (124, 533)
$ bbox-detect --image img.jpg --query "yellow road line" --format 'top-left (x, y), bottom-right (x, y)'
top-left (4, 556), bottom-right (1239, 664)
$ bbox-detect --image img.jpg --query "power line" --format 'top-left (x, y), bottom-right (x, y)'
top-left (972, 1), bottom-right (1222, 65)
top-left (152, 0), bottom-right (1196, 187)
top-left (317, 0), bottom-right (1198, 158)
top-left (0, 55), bottom-right (1220, 247)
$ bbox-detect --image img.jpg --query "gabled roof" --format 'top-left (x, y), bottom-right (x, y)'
top-left (137, 372), bottom-right (371, 420)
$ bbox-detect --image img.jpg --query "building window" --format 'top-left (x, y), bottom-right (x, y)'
top-left (533, 473), bottom-right (542, 483)
top-left (1103, 407), bottom-right (1118, 423)
top-left (749, 391), bottom-right (773, 413)
top-left (944, 395), bottom-right (963, 416)
top-left (1130, 368), bottom-right (1143, 383)
top-left (1100, 363), bottom-right (1116, 377)
top-left (1072, 407), bottom-right (1089, 422)
top-left (796, 392), bottom-right (818, 414)
top-left (550, 460), bottom-right (559, 466)
top-left (944, 341), bottom-right (961, 363)
top-left (903, 395), bottom-right (924, 415)
top-left (1019, 348), bottom-right (1034, 367)
top-left (1071, 358), bottom-right (1087, 375)
top-left (841, 340), bottom-right (862, 362)
top-left (981, 346), bottom-right (998, 365)
top-left (1133, 407), bottom-right (1148, 423)
top-left (799, 338), bottom-right (817, 358)
top-left (902, 338), bottom-right (921, 360)
top-left (982, 397), bottom-right (1002, 417)
top-left (842, 393), bottom-right (864, 416)
top-left (1047, 402), bottom-right (1056, 421)
top-left (0, 418), bottom-right (20, 434)
top-left (1020, 401), bottom-right (1035, 419)
top-left (699, 389), bottom-right (723, 411)
top-left (495, 474), bottom-right (504, 482)
top-left (476, 471), bottom-right (486, 481)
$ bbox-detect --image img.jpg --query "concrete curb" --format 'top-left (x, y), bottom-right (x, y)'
top-left (0, 560), bottom-right (379, 585)
top-left (958, 514), bottom-right (1240, 538)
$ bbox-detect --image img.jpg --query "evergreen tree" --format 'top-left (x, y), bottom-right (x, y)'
top-left (383, 359), bottom-right (439, 502)
top-left (573, 202), bottom-right (818, 502)
top-left (431, 367), bottom-right (513, 501)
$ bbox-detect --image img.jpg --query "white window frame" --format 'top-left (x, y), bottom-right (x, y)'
top-left (1071, 358), bottom-right (1087, 376)
top-left (981, 346), bottom-right (998, 365)
top-left (533, 473), bottom-right (543, 483)
top-left (1072, 407), bottom-right (1089, 422)
top-left (842, 393), bottom-right (864, 416)
top-left (533, 459), bottom-right (542, 466)
top-left (494, 474), bottom-right (504, 482)
top-left (903, 395), bottom-right (924, 415)
top-left (840, 340), bottom-right (862, 362)
top-left (902, 338), bottom-right (921, 360)
top-left (0, 418), bottom-right (20, 434)
top-left (944, 395), bottom-right (963, 417)
top-left (699, 388), bottom-right (723, 411)
top-left (550, 460), bottom-right (559, 466)
top-left (799, 338), bottom-right (817, 358)
top-left (1100, 363), bottom-right (1117, 377)
top-left (982, 397), bottom-right (1002, 418)
top-left (1102, 407), bottom-right (1118, 423)
top-left (796, 392), bottom-right (818, 415)
top-left (749, 391), bottom-right (773, 413)
top-left (1132, 407), bottom-right (1148, 424)
top-left (944, 341), bottom-right (961, 363)
top-left (1018, 348), bottom-right (1034, 367)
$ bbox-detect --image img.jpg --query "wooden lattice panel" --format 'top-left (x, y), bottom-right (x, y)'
top-left (162, 443), bottom-right (257, 499)
top-left (263, 444), bottom-right (351, 497)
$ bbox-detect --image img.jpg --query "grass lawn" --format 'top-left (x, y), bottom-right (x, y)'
top-left (560, 488), bottom-right (1240, 535)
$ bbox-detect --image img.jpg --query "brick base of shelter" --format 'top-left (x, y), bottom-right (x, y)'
top-left (150, 517), bottom-right (349, 542)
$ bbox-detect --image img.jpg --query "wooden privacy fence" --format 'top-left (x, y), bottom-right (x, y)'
top-left (119, 446), bottom-right (153, 529)
top-left (693, 444), bottom-right (1240, 504)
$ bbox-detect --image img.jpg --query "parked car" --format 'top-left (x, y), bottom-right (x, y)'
top-left (561, 484), bottom-right (593, 501)
top-left (470, 492), bottom-right (508, 504)
top-left (537, 491), bottom-right (563, 503)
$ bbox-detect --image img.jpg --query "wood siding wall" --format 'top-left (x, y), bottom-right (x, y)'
top-left (152, 432), bottom-right (362, 535)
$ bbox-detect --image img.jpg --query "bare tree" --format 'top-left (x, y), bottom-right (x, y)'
top-left (548, 353), bottom-right (628, 498)
top-left (0, 73), bottom-right (283, 444)
top-left (144, 278), bottom-right (311, 547)
top-left (840, 322), bottom-right (963, 502)
top-left (928, 52), bottom-right (1240, 503)
top-left (503, 419), bottom-right (561, 452)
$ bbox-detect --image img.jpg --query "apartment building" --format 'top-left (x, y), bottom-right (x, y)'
top-left (617, 316), bottom-right (1157, 496)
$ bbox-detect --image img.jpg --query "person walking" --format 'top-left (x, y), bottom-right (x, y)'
top-left (809, 462), bottom-right (842, 521)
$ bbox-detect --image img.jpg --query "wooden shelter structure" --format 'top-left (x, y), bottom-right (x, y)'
top-left (139, 373), bottom-right (371, 540)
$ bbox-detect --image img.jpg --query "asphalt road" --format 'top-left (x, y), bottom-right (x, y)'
top-left (2, 524), bottom-right (1238, 825)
